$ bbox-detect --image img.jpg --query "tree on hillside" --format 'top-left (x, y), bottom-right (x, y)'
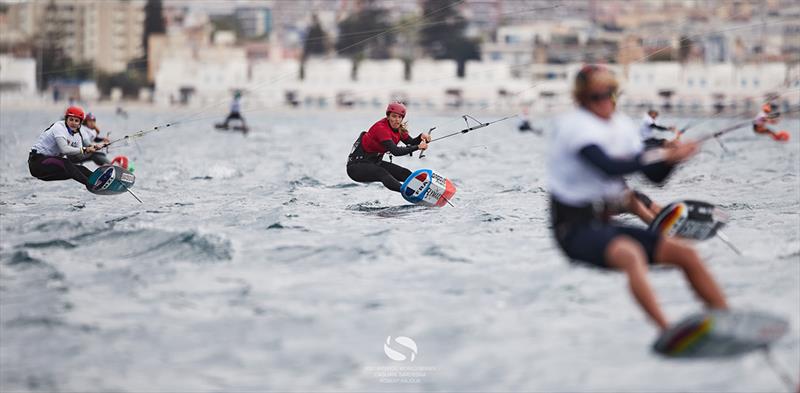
top-left (418, 0), bottom-right (480, 77)
top-left (303, 14), bottom-right (330, 59)
top-left (210, 14), bottom-right (243, 40)
top-left (142, 0), bottom-right (166, 56)
top-left (336, 5), bottom-right (394, 59)
top-left (37, 0), bottom-right (71, 90)
top-left (678, 35), bottom-right (693, 63)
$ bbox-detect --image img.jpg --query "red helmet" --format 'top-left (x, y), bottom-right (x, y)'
top-left (65, 105), bottom-right (85, 121)
top-left (386, 102), bottom-right (406, 118)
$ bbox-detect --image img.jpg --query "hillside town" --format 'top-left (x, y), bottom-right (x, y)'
top-left (1, 0), bottom-right (798, 114)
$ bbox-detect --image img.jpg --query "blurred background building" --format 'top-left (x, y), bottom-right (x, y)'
top-left (1, 0), bottom-right (798, 113)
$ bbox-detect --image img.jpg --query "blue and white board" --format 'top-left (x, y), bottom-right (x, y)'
top-left (653, 310), bottom-right (788, 358)
top-left (648, 200), bottom-right (728, 241)
top-left (400, 168), bottom-right (457, 207)
top-left (86, 165), bottom-right (135, 195)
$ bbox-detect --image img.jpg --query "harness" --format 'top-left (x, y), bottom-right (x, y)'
top-left (347, 131), bottom-right (383, 165)
top-left (549, 194), bottom-right (632, 248)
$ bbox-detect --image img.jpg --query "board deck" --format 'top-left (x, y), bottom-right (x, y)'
top-left (653, 310), bottom-right (788, 358)
top-left (86, 165), bottom-right (135, 195)
top-left (648, 200), bottom-right (728, 241)
top-left (400, 169), bottom-right (456, 207)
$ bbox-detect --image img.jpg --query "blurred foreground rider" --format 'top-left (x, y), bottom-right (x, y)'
top-left (547, 65), bottom-right (728, 330)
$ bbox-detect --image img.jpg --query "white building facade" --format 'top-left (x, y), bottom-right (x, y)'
top-left (0, 0), bottom-right (145, 73)
top-left (153, 55), bottom-right (798, 115)
top-left (0, 55), bottom-right (37, 97)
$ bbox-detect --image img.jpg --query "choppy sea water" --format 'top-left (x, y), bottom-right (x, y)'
top-left (1, 105), bottom-right (798, 392)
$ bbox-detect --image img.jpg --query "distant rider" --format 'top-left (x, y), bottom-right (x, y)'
top-left (70, 112), bottom-right (111, 166)
top-left (639, 109), bottom-right (678, 149)
top-left (220, 91), bottom-right (247, 130)
top-left (753, 103), bottom-right (782, 139)
top-left (518, 107), bottom-right (535, 132)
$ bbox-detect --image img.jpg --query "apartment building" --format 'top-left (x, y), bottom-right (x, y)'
top-left (0, 0), bottom-right (144, 73)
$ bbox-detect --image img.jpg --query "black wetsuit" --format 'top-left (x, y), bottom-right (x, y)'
top-left (221, 97), bottom-right (245, 128)
top-left (29, 150), bottom-right (93, 185)
top-left (222, 111), bottom-right (243, 126)
top-left (346, 131), bottom-right (422, 192)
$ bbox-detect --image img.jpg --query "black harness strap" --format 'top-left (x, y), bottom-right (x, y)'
top-left (347, 131), bottom-right (383, 165)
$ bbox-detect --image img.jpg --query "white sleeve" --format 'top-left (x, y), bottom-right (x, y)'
top-left (56, 137), bottom-right (83, 155)
top-left (51, 123), bottom-right (70, 139)
top-left (52, 124), bottom-right (82, 155)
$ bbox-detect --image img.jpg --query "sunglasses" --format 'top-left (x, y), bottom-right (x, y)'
top-left (587, 88), bottom-right (618, 102)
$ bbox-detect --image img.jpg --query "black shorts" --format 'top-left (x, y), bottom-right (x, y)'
top-left (643, 138), bottom-right (666, 149)
top-left (559, 223), bottom-right (661, 268)
top-left (551, 197), bottom-right (661, 268)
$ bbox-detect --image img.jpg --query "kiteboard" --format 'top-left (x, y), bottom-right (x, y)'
top-left (653, 310), bottom-right (788, 358)
top-left (215, 123), bottom-right (249, 133)
top-left (400, 169), bottom-right (456, 207)
top-left (86, 164), bottom-right (135, 196)
top-left (648, 200), bottom-right (728, 241)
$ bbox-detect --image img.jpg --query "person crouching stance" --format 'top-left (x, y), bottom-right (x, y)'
top-left (346, 103), bottom-right (431, 193)
top-left (29, 106), bottom-right (104, 186)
